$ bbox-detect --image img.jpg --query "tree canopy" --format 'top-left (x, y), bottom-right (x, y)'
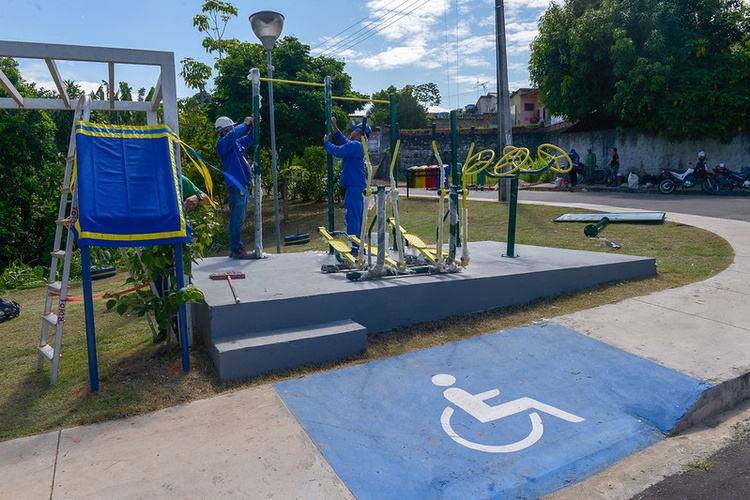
top-left (208, 36), bottom-right (367, 168)
top-left (529, 0), bottom-right (750, 143)
top-left (0, 58), bottom-right (61, 270)
top-left (369, 83), bottom-right (441, 130)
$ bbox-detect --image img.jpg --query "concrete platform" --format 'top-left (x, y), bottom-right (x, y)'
top-left (191, 241), bottom-right (656, 380)
top-left (2, 205), bottom-right (749, 500)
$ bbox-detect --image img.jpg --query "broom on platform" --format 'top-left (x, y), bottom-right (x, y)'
top-left (209, 271), bottom-right (245, 304)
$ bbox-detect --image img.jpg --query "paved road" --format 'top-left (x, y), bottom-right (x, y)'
top-left (408, 185), bottom-right (750, 222)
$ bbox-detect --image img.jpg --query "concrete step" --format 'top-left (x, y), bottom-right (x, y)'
top-left (208, 319), bottom-right (367, 381)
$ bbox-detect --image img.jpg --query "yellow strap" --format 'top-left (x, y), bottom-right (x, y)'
top-left (178, 142), bottom-right (218, 209)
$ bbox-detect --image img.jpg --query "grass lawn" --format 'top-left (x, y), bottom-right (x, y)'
top-left (0, 196), bottom-right (734, 441)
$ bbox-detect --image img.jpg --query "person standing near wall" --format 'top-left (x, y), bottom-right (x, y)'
top-left (585, 147), bottom-right (597, 185)
top-left (568, 148), bottom-right (580, 187)
top-left (608, 147), bottom-right (620, 187)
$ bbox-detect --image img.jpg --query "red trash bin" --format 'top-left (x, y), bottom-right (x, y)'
top-left (425, 165), bottom-right (438, 189)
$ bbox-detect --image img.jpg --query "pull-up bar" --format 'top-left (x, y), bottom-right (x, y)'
top-left (251, 70), bottom-right (398, 236)
top-left (258, 76), bottom-right (389, 103)
top-left (333, 95), bottom-right (389, 104)
top-left (259, 76), bottom-right (325, 87)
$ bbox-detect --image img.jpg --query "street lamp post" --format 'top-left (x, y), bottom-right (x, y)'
top-left (495, 0), bottom-right (512, 203)
top-left (250, 10), bottom-right (284, 254)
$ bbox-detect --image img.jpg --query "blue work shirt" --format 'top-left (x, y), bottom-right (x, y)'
top-left (217, 122), bottom-right (254, 188)
top-left (324, 130), bottom-right (367, 189)
top-left (569, 149), bottom-right (580, 165)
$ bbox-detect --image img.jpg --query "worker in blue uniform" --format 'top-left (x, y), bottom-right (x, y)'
top-left (323, 117), bottom-right (370, 255)
top-left (215, 115), bottom-right (254, 259)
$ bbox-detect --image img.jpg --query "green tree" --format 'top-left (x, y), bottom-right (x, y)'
top-left (0, 58), bottom-right (62, 271)
top-left (180, 57), bottom-right (212, 103)
top-left (209, 37), bottom-right (364, 187)
top-left (284, 145), bottom-right (339, 202)
top-left (529, 0), bottom-right (750, 143)
top-left (181, 0), bottom-right (241, 97)
top-left (369, 83), bottom-right (439, 130)
top-left (193, 0), bottom-right (239, 65)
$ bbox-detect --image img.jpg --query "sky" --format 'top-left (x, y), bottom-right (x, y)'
top-left (0, 0), bottom-right (551, 112)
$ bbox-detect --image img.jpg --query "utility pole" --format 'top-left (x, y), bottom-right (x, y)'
top-left (495, 0), bottom-right (512, 202)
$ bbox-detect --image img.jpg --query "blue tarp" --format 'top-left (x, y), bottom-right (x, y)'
top-left (73, 122), bottom-right (191, 247)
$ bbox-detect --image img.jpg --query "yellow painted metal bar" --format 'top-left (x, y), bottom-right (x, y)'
top-left (257, 77), bottom-right (388, 103)
top-left (259, 77), bottom-right (325, 87)
top-left (332, 95), bottom-right (390, 104)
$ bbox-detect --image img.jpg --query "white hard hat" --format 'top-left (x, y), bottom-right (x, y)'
top-left (215, 116), bottom-right (235, 132)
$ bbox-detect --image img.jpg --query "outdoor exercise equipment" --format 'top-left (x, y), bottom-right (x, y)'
top-left (248, 69), bottom-right (269, 259)
top-left (584, 217), bottom-right (610, 237)
top-left (461, 143), bottom-right (572, 257)
top-left (319, 133), bottom-right (410, 280)
top-left (249, 72), bottom-right (397, 241)
top-left (387, 139), bottom-right (407, 272)
top-left (459, 140), bottom-right (496, 266)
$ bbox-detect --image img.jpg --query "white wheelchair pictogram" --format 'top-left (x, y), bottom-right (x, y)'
top-left (432, 373), bottom-right (584, 453)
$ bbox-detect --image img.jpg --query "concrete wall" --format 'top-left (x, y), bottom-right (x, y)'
top-left (551, 128), bottom-right (750, 176)
top-left (388, 124), bottom-right (750, 179)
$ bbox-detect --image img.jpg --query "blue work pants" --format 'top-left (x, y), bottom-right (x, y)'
top-left (228, 185), bottom-right (249, 252)
top-left (343, 186), bottom-right (364, 243)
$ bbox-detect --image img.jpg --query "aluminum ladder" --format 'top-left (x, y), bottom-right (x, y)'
top-left (37, 95), bottom-right (90, 384)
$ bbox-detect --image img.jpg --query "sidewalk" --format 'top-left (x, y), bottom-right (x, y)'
top-left (1, 199), bottom-right (748, 499)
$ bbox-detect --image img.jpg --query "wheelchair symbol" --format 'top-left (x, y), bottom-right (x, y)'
top-left (432, 373), bottom-right (584, 453)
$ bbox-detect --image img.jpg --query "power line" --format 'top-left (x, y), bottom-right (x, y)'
top-left (310, 14), bottom-right (372, 52)
top-left (332, 0), bottom-right (433, 56)
top-left (316, 0), bottom-right (416, 56)
top-left (319, 0), bottom-right (433, 57)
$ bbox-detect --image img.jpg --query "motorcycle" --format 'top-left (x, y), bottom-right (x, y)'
top-left (657, 164), bottom-right (716, 195)
top-left (712, 164), bottom-right (750, 196)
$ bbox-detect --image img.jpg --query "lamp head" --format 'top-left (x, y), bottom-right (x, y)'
top-left (249, 11), bottom-right (285, 51)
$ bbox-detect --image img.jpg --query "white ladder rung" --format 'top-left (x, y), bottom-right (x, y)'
top-left (42, 313), bottom-right (58, 326)
top-left (47, 281), bottom-right (62, 293)
top-left (38, 344), bottom-right (55, 361)
top-left (50, 250), bottom-right (66, 258)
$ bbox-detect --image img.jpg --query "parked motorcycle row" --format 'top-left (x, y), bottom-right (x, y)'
top-left (712, 164), bottom-right (750, 195)
top-left (658, 164), bottom-right (750, 195)
top-left (565, 150), bottom-right (749, 196)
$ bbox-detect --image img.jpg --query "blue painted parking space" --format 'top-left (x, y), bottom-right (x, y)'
top-left (275, 322), bottom-right (710, 499)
